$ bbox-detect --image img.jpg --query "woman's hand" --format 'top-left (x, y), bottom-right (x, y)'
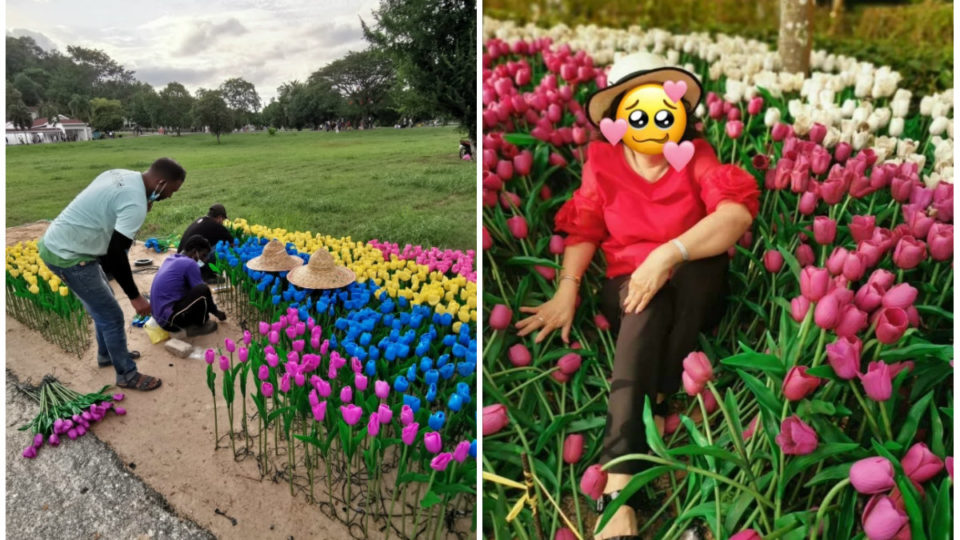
top-left (516, 281), bottom-right (578, 344)
top-left (623, 245), bottom-right (680, 314)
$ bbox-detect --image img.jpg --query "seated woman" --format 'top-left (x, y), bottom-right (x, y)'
top-left (150, 235), bottom-right (227, 336)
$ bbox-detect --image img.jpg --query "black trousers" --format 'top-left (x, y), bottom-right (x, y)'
top-left (598, 254), bottom-right (729, 476)
top-left (162, 284), bottom-right (218, 331)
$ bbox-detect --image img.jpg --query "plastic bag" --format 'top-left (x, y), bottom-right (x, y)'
top-left (143, 317), bottom-right (170, 344)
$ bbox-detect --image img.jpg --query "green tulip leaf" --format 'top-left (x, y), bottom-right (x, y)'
top-left (419, 490), bottom-right (443, 509)
top-left (804, 462), bottom-right (853, 487)
top-left (896, 390), bottom-right (934, 447)
top-left (720, 352), bottom-right (785, 377)
top-left (780, 443), bottom-right (859, 498)
top-left (929, 477), bottom-right (952, 540)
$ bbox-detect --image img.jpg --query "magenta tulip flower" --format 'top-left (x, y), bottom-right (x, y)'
top-left (377, 403), bottom-right (393, 424)
top-left (401, 422), bottom-right (419, 446)
top-left (219, 355), bottom-right (230, 371)
top-left (862, 495), bottom-right (908, 540)
top-left (850, 215), bottom-right (877, 243)
top-left (850, 457), bottom-right (896, 494)
top-left (901, 442), bottom-right (944, 483)
top-left (814, 294), bottom-right (841, 330)
top-left (312, 401), bottom-right (327, 422)
top-left (367, 413), bottom-right (381, 436)
top-left (508, 344), bottom-right (532, 367)
top-left (355, 373), bottom-right (368, 392)
top-left (834, 142), bottom-right (852, 163)
top-left (859, 361), bottom-right (892, 401)
top-left (238, 347), bottom-right (248, 363)
top-left (826, 247), bottom-right (849, 276)
top-left (813, 216), bottom-right (837, 245)
top-left (341, 404), bottom-right (363, 425)
top-left (800, 266), bottom-right (831, 301)
top-left (483, 404), bottom-right (509, 435)
top-left (747, 96), bottom-right (764, 115)
top-left (892, 236), bottom-right (926, 269)
top-left (453, 440), bottom-right (471, 463)
top-left (868, 269), bottom-right (896, 291)
top-left (258, 321), bottom-right (270, 335)
top-left (506, 215), bottom-right (528, 239)
top-left (725, 120), bottom-right (743, 139)
top-left (808, 122), bottom-right (827, 144)
top-left (764, 250), bottom-right (784, 273)
top-left (400, 405), bottom-right (414, 426)
top-left (549, 235), bottom-right (565, 255)
top-left (340, 386), bottom-right (353, 403)
top-left (429, 452), bottom-right (454, 472)
top-left (835, 304), bottom-right (868, 337)
top-left (424, 431), bottom-right (442, 454)
top-left (489, 304), bottom-right (513, 330)
top-left (261, 382), bottom-right (274, 398)
top-left (927, 223), bottom-right (953, 261)
top-left (580, 464), bottom-right (608, 499)
top-left (224, 338), bottom-right (235, 353)
top-left (798, 192), bottom-right (818, 215)
top-left (563, 433), bottom-right (584, 464)
top-left (875, 307), bottom-right (909, 344)
top-left (782, 366), bottom-right (821, 401)
top-left (855, 282), bottom-right (884, 313)
top-left (374, 380), bottom-right (389, 400)
top-left (257, 365), bottom-right (270, 381)
top-left (268, 330), bottom-right (280, 345)
top-left (776, 415), bottom-right (818, 455)
top-left (482, 226), bottom-right (493, 250)
top-left (790, 296), bottom-right (811, 322)
top-left (557, 353), bottom-right (581, 375)
top-left (730, 531), bottom-right (762, 540)
top-left (882, 283), bottom-right (918, 310)
top-left (204, 348), bottom-right (215, 364)
top-left (825, 336), bottom-right (862, 379)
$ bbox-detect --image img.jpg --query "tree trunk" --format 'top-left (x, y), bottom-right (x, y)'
top-left (829, 0), bottom-right (844, 36)
top-left (778, 0), bottom-right (814, 75)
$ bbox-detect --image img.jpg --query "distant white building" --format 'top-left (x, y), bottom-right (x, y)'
top-left (5, 114), bottom-right (93, 145)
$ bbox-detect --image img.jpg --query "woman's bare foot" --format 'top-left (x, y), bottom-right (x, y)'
top-left (594, 473), bottom-right (638, 539)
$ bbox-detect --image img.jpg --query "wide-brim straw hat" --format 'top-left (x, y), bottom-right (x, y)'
top-left (246, 239), bottom-right (304, 272)
top-left (586, 52), bottom-right (703, 128)
top-left (287, 248), bottom-right (356, 290)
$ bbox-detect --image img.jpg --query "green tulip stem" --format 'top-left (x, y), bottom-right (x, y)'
top-left (924, 264), bottom-right (942, 304)
top-left (568, 463), bottom-right (584, 538)
top-left (212, 391), bottom-right (220, 450)
top-left (484, 253), bottom-right (511, 305)
top-left (810, 478), bottom-right (851, 540)
top-left (847, 381), bottom-right (883, 438)
top-left (413, 469), bottom-right (438, 536)
top-left (385, 445), bottom-right (409, 540)
top-left (792, 308), bottom-right (814, 366)
top-left (879, 399), bottom-right (894, 440)
top-left (810, 328), bottom-right (828, 368)
top-left (603, 453), bottom-right (775, 510)
top-left (697, 393), bottom-right (723, 538)
top-left (935, 267), bottom-right (953, 308)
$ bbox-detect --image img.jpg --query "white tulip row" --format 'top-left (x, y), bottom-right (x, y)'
top-left (484, 17), bottom-right (953, 187)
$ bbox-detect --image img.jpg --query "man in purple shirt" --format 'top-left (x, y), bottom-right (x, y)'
top-left (150, 235), bottom-right (226, 336)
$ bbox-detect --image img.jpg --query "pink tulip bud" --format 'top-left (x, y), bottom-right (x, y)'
top-left (580, 464), bottom-right (608, 499)
top-left (555, 528), bottom-right (577, 540)
top-left (892, 236), bottom-right (926, 269)
top-left (483, 404), bottom-right (509, 436)
top-left (946, 457), bottom-right (953, 480)
top-left (798, 191), bottom-right (818, 215)
top-left (867, 269), bottom-right (896, 291)
top-left (882, 283), bottom-right (918, 310)
top-left (682, 351), bottom-right (713, 388)
top-left (400, 405), bottom-right (414, 426)
top-left (927, 223), bottom-right (953, 261)
top-left (808, 123), bottom-right (827, 144)
top-left (859, 361), bottom-right (893, 401)
top-left (776, 415), bottom-right (818, 455)
top-left (453, 440), bottom-right (471, 463)
top-left (813, 216), bottom-right (837, 245)
top-left (594, 313), bottom-right (611, 330)
top-left (258, 321), bottom-right (270, 335)
top-left (489, 304), bottom-right (513, 330)
top-left (508, 344), bottom-right (532, 367)
top-left (874, 307), bottom-right (909, 344)
top-left (901, 442), bottom-right (944, 483)
top-left (340, 386), bottom-right (353, 403)
top-left (549, 235), bottom-right (565, 255)
top-left (747, 96), bottom-right (764, 115)
top-left (563, 433), bottom-right (584, 464)
top-left (725, 120), bottom-right (743, 139)
top-left (849, 215), bottom-right (876, 243)
top-left (341, 404), bottom-right (363, 425)
top-left (482, 226), bottom-right (493, 250)
top-left (764, 250), bottom-right (784, 273)
top-left (782, 366), bottom-right (821, 401)
top-left (790, 296), bottom-right (811, 322)
top-left (204, 348), bottom-right (215, 364)
top-left (557, 353), bottom-right (581, 375)
top-left (261, 382), bottom-right (274, 398)
top-left (850, 457), bottom-right (896, 494)
top-left (862, 495), bottom-right (908, 540)
top-left (826, 247), bottom-right (849, 276)
top-left (401, 422), bottom-right (419, 446)
top-left (814, 294), bottom-right (841, 330)
top-left (374, 380), bottom-right (389, 400)
top-left (513, 151), bottom-right (533, 176)
top-left (834, 142), bottom-right (852, 163)
top-left (771, 122), bottom-right (790, 141)
top-left (377, 403), bottom-right (393, 424)
top-left (506, 216), bottom-right (528, 239)
top-left (269, 330), bottom-right (279, 345)
top-left (424, 431), bottom-right (442, 453)
top-left (800, 267), bottom-right (831, 302)
top-left (730, 531), bottom-right (762, 540)
top-left (224, 338), bottom-right (235, 353)
top-left (219, 355), bottom-right (230, 371)
top-left (682, 371), bottom-right (705, 396)
top-left (238, 347), bottom-right (248, 363)
top-left (796, 243), bottom-right (815, 267)
top-left (855, 282), bottom-right (884, 313)
top-left (366, 413), bottom-right (381, 436)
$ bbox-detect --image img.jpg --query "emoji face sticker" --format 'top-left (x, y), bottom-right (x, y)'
top-left (615, 84), bottom-right (687, 155)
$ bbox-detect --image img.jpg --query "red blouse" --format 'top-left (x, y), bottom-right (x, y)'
top-left (555, 139), bottom-right (760, 278)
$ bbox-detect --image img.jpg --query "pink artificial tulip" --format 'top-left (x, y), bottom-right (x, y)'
top-left (424, 431), bottom-right (442, 453)
top-left (771, 122), bottom-right (790, 141)
top-left (742, 415), bottom-right (760, 440)
top-left (682, 372), bottom-right (705, 396)
top-left (261, 382), bottom-right (274, 398)
top-left (580, 464), bottom-right (608, 499)
top-left (664, 413), bottom-right (682, 435)
top-left (513, 151), bottom-right (533, 176)
top-left (825, 336), bottom-right (862, 379)
top-left (340, 386), bottom-right (353, 403)
top-left (850, 457), bottom-right (896, 494)
top-left (482, 227), bottom-right (493, 250)
top-left (204, 348), bottom-right (215, 364)
top-left (862, 495), bottom-right (908, 540)
top-left (798, 192), bottom-right (818, 215)
top-left (557, 353), bottom-right (581, 375)
top-left (868, 269), bottom-right (897, 291)
top-left (790, 296), bottom-right (811, 322)
top-left (946, 457), bottom-right (953, 480)
top-left (855, 282), bottom-right (885, 313)
top-left (508, 344), bottom-right (532, 367)
top-left (826, 247), bottom-right (850, 276)
top-left (555, 528), bottom-right (577, 540)
top-left (549, 235), bottom-right (565, 255)
top-left (808, 122), bottom-right (827, 144)
top-left (901, 443), bottom-right (944, 483)
top-left (482, 404), bottom-right (509, 435)
top-left (813, 216), bottom-right (837, 245)
top-left (927, 223), bottom-right (953, 261)
top-left (313, 401), bottom-right (327, 422)
top-left (224, 338), bottom-right (235, 353)
top-left (219, 355), bottom-right (230, 371)
top-left (401, 422), bottom-right (419, 445)
top-left (682, 351), bottom-right (713, 386)
top-left (377, 403), bottom-right (393, 424)
top-left (834, 142), bottom-right (853, 163)
top-left (782, 366), bottom-right (821, 401)
top-left (882, 283), bottom-right (918, 310)
top-left (258, 321), bottom-right (270, 335)
top-left (507, 216), bottom-right (529, 239)
top-left (730, 531), bottom-right (762, 540)
top-left (835, 304), bottom-right (868, 337)
top-left (367, 413), bottom-right (381, 436)
top-left (725, 120), bottom-right (743, 139)
top-left (814, 293), bottom-right (841, 330)
top-left (400, 405), bottom-right (414, 426)
top-left (594, 313), bottom-right (611, 330)
top-left (892, 236), bottom-right (926, 269)
top-left (563, 433), bottom-right (584, 464)
top-left (859, 361), bottom-right (892, 401)
top-left (430, 452), bottom-right (454, 471)
top-left (747, 96), bottom-right (764, 115)
top-left (374, 380), bottom-right (390, 400)
top-left (764, 250), bottom-right (784, 273)
top-left (842, 252), bottom-right (866, 281)
top-left (850, 215), bottom-right (877, 243)
top-left (354, 373), bottom-right (368, 392)
top-left (488, 304), bottom-right (513, 330)
top-left (875, 307), bottom-right (909, 344)
top-left (800, 267), bottom-right (831, 301)
top-left (776, 415), bottom-right (818, 455)
top-left (796, 243), bottom-right (815, 267)
top-left (453, 440), bottom-right (471, 463)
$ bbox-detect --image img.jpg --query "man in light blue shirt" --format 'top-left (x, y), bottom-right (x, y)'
top-left (39, 157), bottom-right (186, 391)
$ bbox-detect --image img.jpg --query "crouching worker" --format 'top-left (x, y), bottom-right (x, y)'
top-left (150, 235), bottom-right (227, 336)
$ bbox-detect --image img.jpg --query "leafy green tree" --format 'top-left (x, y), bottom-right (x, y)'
top-left (192, 89), bottom-right (233, 144)
top-left (363, 0), bottom-right (476, 138)
top-left (6, 36), bottom-right (45, 80)
top-left (158, 82), bottom-right (194, 135)
top-left (310, 50), bottom-right (394, 128)
top-left (261, 99), bottom-right (285, 128)
top-left (219, 77), bottom-right (261, 128)
top-left (13, 72), bottom-right (44, 106)
top-left (67, 93), bottom-right (91, 122)
top-left (6, 85), bottom-right (33, 130)
top-left (128, 86), bottom-right (161, 129)
top-left (88, 97), bottom-right (124, 132)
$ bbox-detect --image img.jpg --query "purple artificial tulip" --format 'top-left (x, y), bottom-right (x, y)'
top-left (430, 452), bottom-right (454, 471)
top-left (508, 344), bottom-right (532, 367)
top-left (377, 403), bottom-right (393, 424)
top-left (453, 440), bottom-right (471, 463)
top-left (113, 407), bottom-right (126, 416)
top-left (292, 339), bottom-right (305, 353)
top-left (341, 404), bottom-right (363, 425)
top-left (859, 361), bottom-right (893, 401)
top-left (402, 422), bottom-right (419, 445)
top-left (424, 431), bottom-right (443, 454)
top-left (219, 355), bottom-right (230, 371)
top-left (315, 377), bottom-right (331, 398)
top-left (400, 405), bottom-right (415, 426)
top-left (224, 338), bottom-right (235, 353)
top-left (258, 321), bottom-right (270, 335)
top-left (269, 330), bottom-right (280, 345)
top-left (861, 495), bottom-right (907, 540)
top-left (355, 373), bottom-right (368, 392)
top-left (312, 401), bottom-right (327, 422)
top-left (340, 386), bottom-right (353, 403)
top-left (205, 349), bottom-right (215, 364)
top-left (367, 413), bottom-right (381, 436)
top-left (242, 330), bottom-right (252, 346)
top-left (238, 347), bottom-right (248, 363)
top-left (374, 380), bottom-right (390, 400)
top-left (262, 382), bottom-right (274, 397)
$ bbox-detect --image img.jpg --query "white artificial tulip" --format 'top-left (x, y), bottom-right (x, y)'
top-left (923, 172), bottom-right (942, 189)
top-left (724, 79), bottom-right (745, 103)
top-left (931, 102), bottom-right (952, 119)
top-left (896, 138), bottom-right (918, 158)
top-left (793, 114), bottom-right (812, 136)
top-left (891, 99), bottom-right (910, 118)
top-left (888, 117), bottom-right (904, 137)
top-left (905, 153), bottom-right (926, 170)
top-left (823, 126), bottom-right (841, 148)
top-left (947, 119), bottom-right (953, 139)
top-left (852, 130), bottom-right (870, 150)
top-left (788, 99), bottom-right (803, 119)
top-left (929, 117), bottom-right (948, 136)
top-left (920, 96), bottom-right (934, 116)
top-left (764, 107), bottom-right (781, 127)
top-left (841, 99), bottom-right (857, 117)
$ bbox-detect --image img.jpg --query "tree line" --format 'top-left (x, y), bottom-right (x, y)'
top-left (5, 0), bottom-right (475, 142)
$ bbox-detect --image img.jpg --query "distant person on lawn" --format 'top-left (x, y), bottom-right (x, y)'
top-left (177, 203), bottom-right (233, 282)
top-left (38, 157), bottom-right (187, 392)
top-left (151, 235), bottom-right (227, 336)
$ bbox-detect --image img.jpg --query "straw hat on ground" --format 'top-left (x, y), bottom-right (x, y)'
top-left (246, 239), bottom-right (304, 272)
top-left (586, 52), bottom-right (703, 127)
top-left (287, 248), bottom-right (356, 290)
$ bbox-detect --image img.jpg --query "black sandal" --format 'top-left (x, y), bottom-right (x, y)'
top-left (117, 373), bottom-right (162, 391)
top-left (98, 351), bottom-right (141, 368)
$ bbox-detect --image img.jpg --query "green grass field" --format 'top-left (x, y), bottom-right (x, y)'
top-left (6, 127), bottom-right (476, 251)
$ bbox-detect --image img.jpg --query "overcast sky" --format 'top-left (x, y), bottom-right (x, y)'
top-left (6, 0), bottom-right (382, 104)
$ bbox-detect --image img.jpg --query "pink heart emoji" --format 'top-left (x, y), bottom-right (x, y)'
top-left (663, 141), bottom-right (695, 171)
top-left (663, 80), bottom-right (687, 104)
top-left (600, 118), bottom-right (628, 145)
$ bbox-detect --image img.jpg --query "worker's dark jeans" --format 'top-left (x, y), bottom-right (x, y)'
top-left (598, 254), bottom-right (729, 478)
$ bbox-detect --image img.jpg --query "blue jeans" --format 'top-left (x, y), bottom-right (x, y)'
top-left (45, 260), bottom-right (138, 384)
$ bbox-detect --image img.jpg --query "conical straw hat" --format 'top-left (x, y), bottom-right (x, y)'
top-left (287, 248), bottom-right (356, 290)
top-left (245, 239), bottom-right (304, 272)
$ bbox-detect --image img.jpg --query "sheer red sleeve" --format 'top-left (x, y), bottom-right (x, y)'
top-left (554, 157), bottom-right (607, 246)
top-left (690, 139), bottom-right (761, 218)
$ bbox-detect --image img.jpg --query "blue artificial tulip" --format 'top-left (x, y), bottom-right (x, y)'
top-left (429, 411), bottom-right (446, 430)
top-left (426, 383), bottom-right (437, 403)
top-left (424, 369), bottom-right (439, 385)
top-left (452, 343), bottom-right (467, 358)
top-left (448, 393), bottom-right (463, 412)
top-left (456, 382), bottom-right (471, 398)
top-left (439, 364), bottom-right (455, 380)
top-left (442, 335), bottom-right (456, 347)
top-left (393, 376), bottom-right (409, 392)
top-left (365, 360), bottom-right (376, 377)
top-left (419, 357), bottom-right (433, 373)
top-left (457, 362), bottom-right (475, 377)
top-left (403, 394), bottom-right (421, 413)
top-left (406, 365), bottom-right (417, 382)
top-left (369, 346), bottom-right (380, 361)
top-left (469, 439), bottom-right (477, 458)
top-left (437, 354), bottom-right (450, 367)
top-left (385, 345), bottom-right (397, 362)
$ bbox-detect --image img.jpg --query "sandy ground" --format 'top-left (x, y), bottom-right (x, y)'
top-left (5, 223), bottom-right (373, 539)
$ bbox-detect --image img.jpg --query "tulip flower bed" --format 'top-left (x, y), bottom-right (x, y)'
top-left (17, 376), bottom-right (126, 459)
top-left (481, 23), bottom-right (952, 540)
top-left (203, 221), bottom-right (478, 539)
top-left (5, 241), bottom-right (91, 356)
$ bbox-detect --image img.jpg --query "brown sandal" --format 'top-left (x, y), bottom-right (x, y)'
top-left (117, 373), bottom-right (162, 391)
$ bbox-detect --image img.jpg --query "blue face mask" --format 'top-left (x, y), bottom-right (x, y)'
top-left (148, 181), bottom-right (166, 203)
top-left (196, 260), bottom-right (205, 268)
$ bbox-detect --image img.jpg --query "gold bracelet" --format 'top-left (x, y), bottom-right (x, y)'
top-left (559, 274), bottom-right (581, 285)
